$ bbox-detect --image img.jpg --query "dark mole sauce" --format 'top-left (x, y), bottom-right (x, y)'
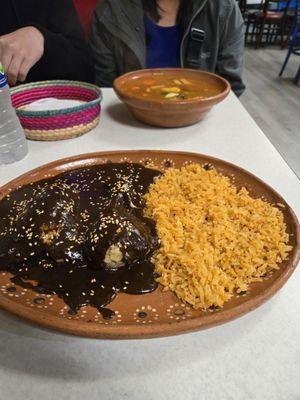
top-left (0, 163), bottom-right (161, 317)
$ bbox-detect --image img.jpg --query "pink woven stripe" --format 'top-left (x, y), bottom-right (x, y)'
top-left (19, 105), bottom-right (101, 130)
top-left (12, 86), bottom-right (98, 108)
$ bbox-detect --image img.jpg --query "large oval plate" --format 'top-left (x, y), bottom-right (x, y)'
top-left (0, 151), bottom-right (299, 339)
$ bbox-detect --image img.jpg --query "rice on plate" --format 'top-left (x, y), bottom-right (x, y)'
top-left (145, 163), bottom-right (292, 310)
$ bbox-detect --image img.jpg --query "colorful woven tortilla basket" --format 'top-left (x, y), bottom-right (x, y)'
top-left (10, 80), bottom-right (102, 141)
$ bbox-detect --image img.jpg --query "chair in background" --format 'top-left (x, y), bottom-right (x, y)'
top-left (295, 65), bottom-right (300, 83)
top-left (245, 0), bottom-right (292, 48)
top-left (238, 0), bottom-right (248, 17)
top-left (279, 0), bottom-right (300, 83)
top-left (73, 0), bottom-right (100, 39)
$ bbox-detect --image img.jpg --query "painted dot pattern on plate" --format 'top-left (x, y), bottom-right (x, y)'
top-left (0, 152), bottom-right (297, 339)
top-left (0, 156), bottom-right (259, 325)
top-left (133, 305), bottom-right (160, 324)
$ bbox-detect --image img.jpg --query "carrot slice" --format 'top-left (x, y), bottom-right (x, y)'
top-left (142, 79), bottom-right (156, 85)
top-left (131, 86), bottom-right (140, 92)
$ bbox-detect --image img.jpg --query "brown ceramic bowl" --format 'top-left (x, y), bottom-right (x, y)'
top-left (0, 150), bottom-right (299, 339)
top-left (113, 68), bottom-right (231, 128)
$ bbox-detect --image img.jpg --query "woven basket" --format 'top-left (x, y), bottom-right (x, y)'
top-left (10, 80), bottom-right (102, 141)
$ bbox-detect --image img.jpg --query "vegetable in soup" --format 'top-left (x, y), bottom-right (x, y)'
top-left (124, 75), bottom-right (221, 101)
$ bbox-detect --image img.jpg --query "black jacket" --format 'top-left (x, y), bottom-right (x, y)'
top-left (0, 0), bottom-right (94, 83)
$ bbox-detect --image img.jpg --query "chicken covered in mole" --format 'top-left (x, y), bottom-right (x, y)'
top-left (0, 163), bottom-right (161, 316)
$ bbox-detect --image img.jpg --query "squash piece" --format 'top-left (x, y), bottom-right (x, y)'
top-left (180, 78), bottom-right (192, 85)
top-left (161, 87), bottom-right (181, 93)
top-left (165, 92), bottom-right (180, 99)
top-left (150, 85), bottom-right (165, 90)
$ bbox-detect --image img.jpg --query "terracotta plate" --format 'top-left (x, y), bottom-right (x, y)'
top-left (0, 151), bottom-right (299, 339)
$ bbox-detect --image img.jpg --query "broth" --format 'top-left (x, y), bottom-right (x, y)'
top-left (123, 74), bottom-right (222, 101)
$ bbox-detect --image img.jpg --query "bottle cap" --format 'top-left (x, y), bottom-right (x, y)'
top-left (0, 63), bottom-right (8, 88)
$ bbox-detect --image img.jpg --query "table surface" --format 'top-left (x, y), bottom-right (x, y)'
top-left (0, 89), bottom-right (299, 400)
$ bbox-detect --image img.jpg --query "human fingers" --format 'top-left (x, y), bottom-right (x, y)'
top-left (18, 57), bottom-right (34, 82)
top-left (7, 54), bottom-right (24, 86)
top-left (0, 47), bottom-right (13, 74)
top-left (0, 39), bottom-right (3, 63)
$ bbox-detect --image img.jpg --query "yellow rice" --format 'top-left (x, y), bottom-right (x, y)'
top-left (144, 163), bottom-right (292, 310)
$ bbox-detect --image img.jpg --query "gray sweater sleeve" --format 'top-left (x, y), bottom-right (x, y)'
top-left (88, 3), bottom-right (117, 87)
top-left (216, 1), bottom-right (246, 97)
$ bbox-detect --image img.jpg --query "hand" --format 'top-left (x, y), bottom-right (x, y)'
top-left (0, 27), bottom-right (44, 86)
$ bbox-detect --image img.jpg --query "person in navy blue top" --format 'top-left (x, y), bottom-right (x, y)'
top-left (144, 14), bottom-right (182, 68)
top-left (89, 0), bottom-right (246, 96)
top-left (143, 0), bottom-right (187, 68)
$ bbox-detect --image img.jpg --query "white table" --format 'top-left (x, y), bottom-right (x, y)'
top-left (0, 89), bottom-right (299, 400)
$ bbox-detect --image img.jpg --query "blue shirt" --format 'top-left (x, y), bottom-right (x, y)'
top-left (144, 15), bottom-right (182, 68)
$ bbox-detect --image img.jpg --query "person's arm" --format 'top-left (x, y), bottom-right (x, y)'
top-left (28, 0), bottom-right (94, 83)
top-left (88, 2), bottom-right (118, 87)
top-left (216, 0), bottom-right (245, 97)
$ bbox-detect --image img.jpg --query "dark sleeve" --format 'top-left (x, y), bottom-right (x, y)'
top-left (28, 0), bottom-right (94, 83)
top-left (88, 2), bottom-right (118, 87)
top-left (216, 1), bottom-right (246, 97)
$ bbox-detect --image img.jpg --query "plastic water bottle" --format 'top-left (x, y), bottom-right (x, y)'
top-left (0, 63), bottom-right (28, 165)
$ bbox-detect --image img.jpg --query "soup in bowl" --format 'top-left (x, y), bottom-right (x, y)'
top-left (113, 68), bottom-right (231, 128)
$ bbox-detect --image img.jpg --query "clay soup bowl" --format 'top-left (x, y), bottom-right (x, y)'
top-left (113, 68), bottom-right (231, 128)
